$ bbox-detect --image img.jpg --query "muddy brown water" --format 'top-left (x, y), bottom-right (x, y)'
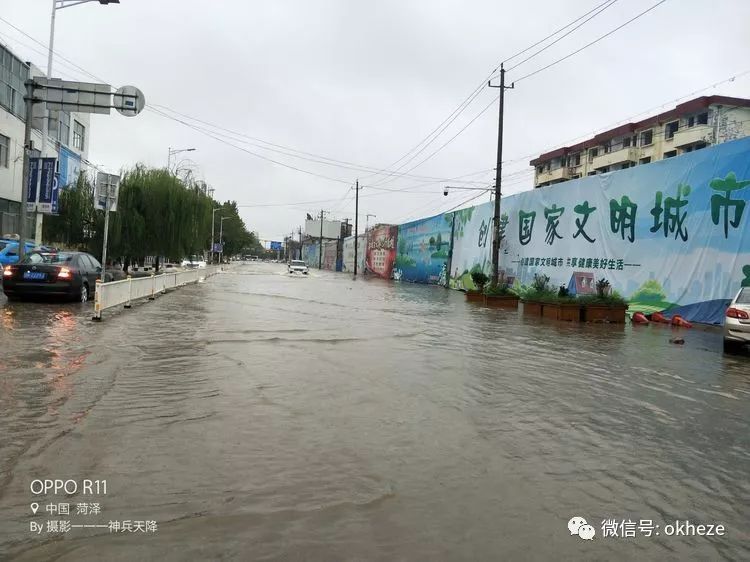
top-left (0, 263), bottom-right (748, 561)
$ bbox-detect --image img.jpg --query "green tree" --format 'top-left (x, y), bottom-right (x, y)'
top-left (631, 279), bottom-right (667, 302)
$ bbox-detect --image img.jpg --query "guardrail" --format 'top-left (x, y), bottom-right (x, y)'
top-left (92, 265), bottom-right (223, 321)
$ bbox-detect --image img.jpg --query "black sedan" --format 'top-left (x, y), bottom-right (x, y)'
top-left (2, 251), bottom-right (109, 302)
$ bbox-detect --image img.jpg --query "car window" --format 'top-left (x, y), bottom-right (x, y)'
top-left (21, 252), bottom-right (74, 264)
top-left (736, 288), bottom-right (750, 305)
top-left (0, 241), bottom-right (6, 250)
top-left (24, 253), bottom-right (44, 264)
top-left (87, 255), bottom-right (102, 270)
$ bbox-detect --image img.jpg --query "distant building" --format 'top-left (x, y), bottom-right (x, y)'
top-left (530, 95), bottom-right (750, 188)
top-left (0, 41), bottom-right (91, 235)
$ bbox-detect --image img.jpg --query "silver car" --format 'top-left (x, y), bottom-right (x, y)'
top-left (724, 287), bottom-right (750, 352)
top-left (288, 260), bottom-right (309, 275)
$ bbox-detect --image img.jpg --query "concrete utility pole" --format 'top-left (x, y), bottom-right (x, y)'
top-left (488, 64), bottom-right (514, 287)
top-left (19, 80), bottom-right (37, 262)
top-left (353, 180), bottom-right (359, 276)
top-left (318, 209), bottom-right (324, 269)
top-left (219, 216), bottom-right (229, 263)
top-left (210, 207), bottom-right (220, 264)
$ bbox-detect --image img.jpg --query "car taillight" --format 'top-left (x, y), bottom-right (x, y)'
top-left (726, 307), bottom-right (749, 319)
top-left (57, 267), bottom-right (72, 279)
top-left (3, 266), bottom-right (13, 277)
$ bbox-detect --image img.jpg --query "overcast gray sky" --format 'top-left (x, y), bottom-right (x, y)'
top-left (1, 0), bottom-right (748, 243)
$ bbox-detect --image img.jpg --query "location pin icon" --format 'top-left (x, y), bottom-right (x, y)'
top-left (30, 503), bottom-right (39, 515)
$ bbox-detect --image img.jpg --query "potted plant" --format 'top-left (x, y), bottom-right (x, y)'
top-left (541, 285), bottom-right (582, 322)
top-left (579, 278), bottom-right (629, 323)
top-left (484, 281), bottom-right (519, 308)
top-left (466, 271), bottom-right (488, 302)
top-left (520, 274), bottom-right (553, 316)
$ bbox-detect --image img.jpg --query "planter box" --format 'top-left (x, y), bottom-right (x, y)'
top-left (465, 291), bottom-right (484, 302)
top-left (521, 300), bottom-right (543, 316)
top-left (582, 304), bottom-right (628, 323)
top-left (542, 302), bottom-right (582, 322)
top-left (484, 295), bottom-right (519, 308)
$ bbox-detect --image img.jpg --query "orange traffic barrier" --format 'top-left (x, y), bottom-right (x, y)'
top-left (632, 312), bottom-right (649, 324)
top-left (671, 314), bottom-right (693, 328)
top-left (650, 311), bottom-right (670, 323)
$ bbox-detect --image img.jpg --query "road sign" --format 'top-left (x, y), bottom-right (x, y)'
top-left (35, 78), bottom-right (112, 115)
top-left (270, 241), bottom-right (282, 251)
top-left (95, 172), bottom-right (120, 211)
top-left (212, 242), bottom-right (223, 253)
top-left (114, 85), bottom-right (145, 117)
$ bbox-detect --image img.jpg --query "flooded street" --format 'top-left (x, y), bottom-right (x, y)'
top-left (1, 262), bottom-right (748, 561)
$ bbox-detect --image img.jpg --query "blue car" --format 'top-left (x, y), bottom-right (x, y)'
top-left (0, 240), bottom-right (42, 267)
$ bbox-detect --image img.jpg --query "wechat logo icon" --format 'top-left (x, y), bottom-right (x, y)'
top-left (569, 516), bottom-right (595, 540)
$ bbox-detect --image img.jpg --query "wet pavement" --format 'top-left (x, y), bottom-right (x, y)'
top-left (0, 262), bottom-right (748, 561)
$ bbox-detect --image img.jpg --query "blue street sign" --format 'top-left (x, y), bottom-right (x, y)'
top-left (212, 242), bottom-right (223, 253)
top-left (51, 175), bottom-right (60, 214)
top-left (270, 241), bottom-right (282, 251)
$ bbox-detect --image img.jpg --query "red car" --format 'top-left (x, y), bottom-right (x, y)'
top-left (2, 251), bottom-right (110, 302)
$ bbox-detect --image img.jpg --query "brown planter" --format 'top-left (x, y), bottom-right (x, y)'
top-left (542, 302), bottom-right (582, 322)
top-left (484, 295), bottom-right (519, 308)
top-left (465, 291), bottom-right (484, 302)
top-left (521, 300), bottom-right (543, 316)
top-left (582, 304), bottom-right (629, 323)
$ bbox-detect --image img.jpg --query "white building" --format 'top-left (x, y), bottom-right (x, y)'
top-left (0, 42), bottom-right (90, 236)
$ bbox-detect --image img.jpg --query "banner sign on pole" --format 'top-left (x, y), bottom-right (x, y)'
top-left (51, 174), bottom-right (60, 215)
top-left (26, 158), bottom-right (40, 212)
top-left (270, 241), bottom-right (282, 251)
top-left (212, 243), bottom-right (223, 253)
top-left (38, 158), bottom-right (57, 214)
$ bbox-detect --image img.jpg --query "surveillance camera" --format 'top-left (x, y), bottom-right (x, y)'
top-left (443, 187), bottom-right (449, 196)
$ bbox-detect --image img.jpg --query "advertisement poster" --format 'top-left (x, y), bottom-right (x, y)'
top-left (395, 213), bottom-right (453, 284)
top-left (58, 146), bottom-right (82, 188)
top-left (323, 240), bottom-right (338, 270)
top-left (447, 201), bottom-right (494, 290)
top-left (303, 242), bottom-right (319, 268)
top-left (496, 137), bottom-right (750, 324)
top-left (366, 225), bottom-right (398, 279)
top-left (342, 235), bottom-right (366, 273)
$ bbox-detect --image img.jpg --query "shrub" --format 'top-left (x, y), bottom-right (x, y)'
top-left (471, 271), bottom-right (489, 291)
top-left (485, 283), bottom-right (516, 296)
top-left (596, 277), bottom-right (611, 298)
top-left (531, 273), bottom-right (550, 292)
top-left (558, 285), bottom-right (570, 298)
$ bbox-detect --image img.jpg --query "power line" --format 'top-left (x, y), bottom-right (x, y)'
top-left (514, 0), bottom-right (669, 83)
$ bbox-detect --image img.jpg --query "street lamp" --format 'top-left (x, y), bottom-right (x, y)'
top-left (443, 185), bottom-right (494, 196)
top-left (167, 147), bottom-right (196, 173)
top-left (219, 216), bottom-right (230, 263)
top-left (32, 0), bottom-right (120, 245)
top-left (210, 207), bottom-right (221, 263)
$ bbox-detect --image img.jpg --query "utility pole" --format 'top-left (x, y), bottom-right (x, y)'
top-left (318, 209), bottom-right (324, 269)
top-left (19, 80), bottom-right (36, 262)
top-left (353, 180), bottom-right (359, 276)
top-left (488, 64), bottom-right (514, 287)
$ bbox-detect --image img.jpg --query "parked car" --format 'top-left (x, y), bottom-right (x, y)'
top-left (288, 260), bottom-right (309, 275)
top-left (0, 240), bottom-right (38, 266)
top-left (724, 287), bottom-right (750, 352)
top-left (2, 251), bottom-right (109, 302)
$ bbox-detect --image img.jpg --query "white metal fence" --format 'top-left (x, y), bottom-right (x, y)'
top-left (93, 266), bottom-right (223, 321)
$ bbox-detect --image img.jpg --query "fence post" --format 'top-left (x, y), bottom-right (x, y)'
top-left (124, 275), bottom-right (132, 308)
top-left (149, 273), bottom-right (155, 300)
top-left (92, 279), bottom-right (103, 322)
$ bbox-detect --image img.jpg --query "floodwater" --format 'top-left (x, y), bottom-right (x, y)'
top-left (0, 262), bottom-right (748, 561)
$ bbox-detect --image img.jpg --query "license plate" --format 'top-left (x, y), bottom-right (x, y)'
top-left (23, 271), bottom-right (47, 281)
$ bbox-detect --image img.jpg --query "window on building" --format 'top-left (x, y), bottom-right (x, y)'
top-left (697, 112), bottom-right (708, 125)
top-left (620, 162), bottom-right (632, 170)
top-left (73, 120), bottom-right (85, 151)
top-left (663, 150), bottom-right (677, 159)
top-left (598, 166), bottom-right (609, 173)
top-left (665, 121), bottom-right (679, 140)
top-left (587, 171), bottom-right (597, 176)
top-left (59, 112), bottom-right (70, 145)
top-left (687, 116), bottom-right (695, 128)
top-left (569, 153), bottom-right (581, 167)
top-left (0, 133), bottom-right (9, 168)
top-left (604, 141), bottom-right (613, 154)
top-left (640, 129), bottom-right (653, 146)
top-left (639, 156), bottom-right (651, 165)
top-left (588, 147), bottom-right (598, 162)
top-left (537, 166), bottom-right (544, 175)
top-left (695, 141), bottom-right (708, 150)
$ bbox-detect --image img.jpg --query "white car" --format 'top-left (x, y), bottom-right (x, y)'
top-left (181, 256), bottom-right (207, 269)
top-left (724, 287), bottom-right (750, 352)
top-left (288, 260), bottom-right (309, 275)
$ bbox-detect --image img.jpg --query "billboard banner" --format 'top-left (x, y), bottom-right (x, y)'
top-left (303, 241), bottom-right (319, 268)
top-left (26, 158), bottom-right (40, 212)
top-left (342, 235), bottom-right (366, 273)
top-left (305, 219), bottom-right (342, 240)
top-left (270, 241), bottom-right (282, 251)
top-left (496, 136), bottom-right (750, 324)
top-left (395, 213), bottom-right (452, 284)
top-left (448, 201), bottom-right (495, 290)
top-left (38, 158), bottom-right (57, 213)
top-left (366, 225), bottom-right (398, 279)
top-left (58, 145), bottom-right (82, 188)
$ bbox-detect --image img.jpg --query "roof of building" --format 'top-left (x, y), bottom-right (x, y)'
top-left (530, 95), bottom-right (750, 166)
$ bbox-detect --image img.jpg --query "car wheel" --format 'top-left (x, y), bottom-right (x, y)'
top-left (80, 283), bottom-right (89, 303)
top-left (723, 339), bottom-right (741, 353)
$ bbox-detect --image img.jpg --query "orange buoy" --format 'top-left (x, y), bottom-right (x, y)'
top-left (651, 311), bottom-right (670, 323)
top-left (670, 314), bottom-right (693, 328)
top-left (632, 312), bottom-right (649, 324)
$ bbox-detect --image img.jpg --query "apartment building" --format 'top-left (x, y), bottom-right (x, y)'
top-left (0, 42), bottom-right (90, 235)
top-left (531, 95), bottom-right (750, 188)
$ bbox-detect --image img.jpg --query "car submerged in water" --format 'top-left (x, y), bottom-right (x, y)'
top-left (181, 255), bottom-right (207, 269)
top-left (288, 260), bottom-right (309, 275)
